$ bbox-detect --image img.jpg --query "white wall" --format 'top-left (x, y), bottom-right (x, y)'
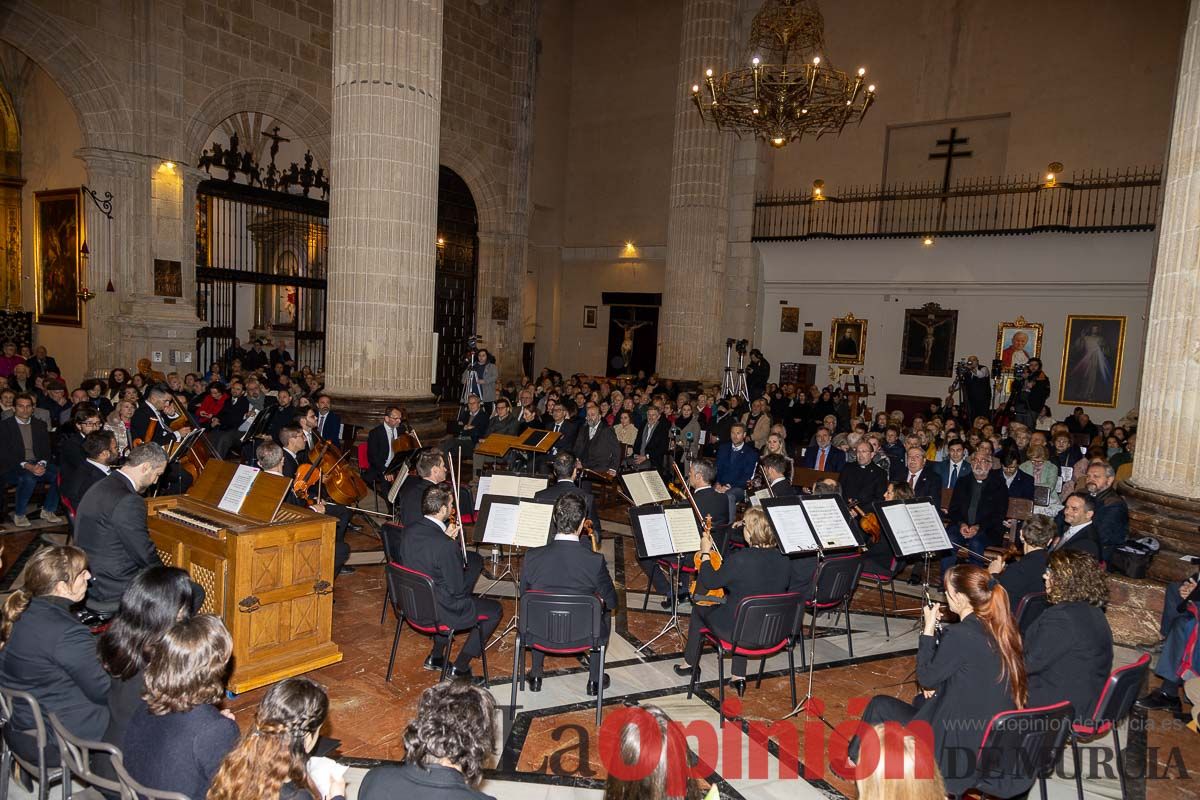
top-left (756, 232), bottom-right (1153, 421)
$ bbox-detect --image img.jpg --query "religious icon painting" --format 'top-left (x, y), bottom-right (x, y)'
top-left (995, 316), bottom-right (1043, 371)
top-left (780, 306), bottom-right (799, 333)
top-left (1059, 315), bottom-right (1126, 408)
top-left (803, 329), bottom-right (822, 357)
top-left (829, 313), bottom-right (866, 365)
top-left (899, 302), bottom-right (958, 377)
top-left (34, 188), bottom-right (84, 327)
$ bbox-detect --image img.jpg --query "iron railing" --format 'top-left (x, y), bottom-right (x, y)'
top-left (753, 167), bottom-right (1162, 241)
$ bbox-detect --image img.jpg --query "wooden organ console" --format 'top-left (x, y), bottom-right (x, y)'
top-left (145, 460), bottom-right (343, 693)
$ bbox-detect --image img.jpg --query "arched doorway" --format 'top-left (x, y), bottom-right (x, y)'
top-left (434, 166), bottom-right (479, 400)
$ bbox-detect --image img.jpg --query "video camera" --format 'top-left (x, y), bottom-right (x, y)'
top-left (953, 359), bottom-right (972, 383)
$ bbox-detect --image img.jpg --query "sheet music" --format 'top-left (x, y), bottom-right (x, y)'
top-left (906, 501), bottom-right (953, 552)
top-left (637, 512), bottom-right (675, 557)
top-left (480, 500), bottom-right (518, 545)
top-left (622, 472), bottom-right (672, 506)
top-left (664, 507), bottom-right (701, 552)
top-left (766, 503), bottom-right (819, 554)
top-left (218, 464), bottom-right (260, 514)
top-left (513, 501), bottom-right (554, 548)
top-left (474, 476), bottom-right (491, 511)
top-left (517, 477), bottom-right (549, 498)
top-left (802, 497), bottom-right (859, 549)
top-left (489, 474), bottom-right (522, 497)
top-left (749, 488), bottom-right (772, 507)
top-left (643, 471), bottom-right (671, 503)
top-left (880, 504), bottom-right (926, 556)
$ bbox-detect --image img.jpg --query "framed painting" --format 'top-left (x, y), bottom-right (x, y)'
top-left (802, 329), bottom-right (822, 356)
top-left (491, 295), bottom-right (509, 321)
top-left (1059, 315), bottom-right (1126, 408)
top-left (900, 302), bottom-right (958, 377)
top-left (583, 305), bottom-right (598, 328)
top-left (995, 316), bottom-right (1043, 370)
top-left (829, 313), bottom-right (866, 365)
top-left (780, 306), bottom-right (799, 332)
top-left (34, 188), bottom-right (83, 327)
top-left (153, 259), bottom-right (183, 298)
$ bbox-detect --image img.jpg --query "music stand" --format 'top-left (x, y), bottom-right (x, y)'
top-left (154, 428), bottom-right (208, 496)
top-left (873, 499), bottom-right (955, 628)
top-left (629, 503), bottom-right (701, 654)
top-left (508, 429), bottom-right (560, 474)
top-left (473, 495), bottom-right (555, 650)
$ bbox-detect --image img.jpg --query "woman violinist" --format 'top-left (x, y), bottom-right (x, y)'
top-left (859, 481), bottom-right (912, 577)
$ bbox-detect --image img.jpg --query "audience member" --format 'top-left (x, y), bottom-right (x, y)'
top-left (0, 392), bottom-right (65, 527)
top-left (601, 704), bottom-right (704, 800)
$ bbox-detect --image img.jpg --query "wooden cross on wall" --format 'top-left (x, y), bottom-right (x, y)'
top-left (928, 126), bottom-right (972, 193)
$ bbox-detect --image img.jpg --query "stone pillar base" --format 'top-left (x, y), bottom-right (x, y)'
top-left (326, 394), bottom-right (444, 442)
top-left (1118, 479), bottom-right (1200, 583)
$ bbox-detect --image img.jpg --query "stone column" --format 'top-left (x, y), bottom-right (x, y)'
top-left (324, 0), bottom-right (443, 421)
top-left (657, 0), bottom-right (738, 382)
top-left (1121, 0), bottom-right (1200, 582)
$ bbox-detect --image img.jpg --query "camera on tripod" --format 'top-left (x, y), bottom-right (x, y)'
top-left (735, 339), bottom-right (748, 355)
top-left (953, 359), bottom-right (971, 383)
top-left (462, 333), bottom-right (483, 365)
top-left (1012, 362), bottom-right (1027, 380)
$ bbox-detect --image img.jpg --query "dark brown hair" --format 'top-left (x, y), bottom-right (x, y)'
top-left (143, 615), bottom-right (232, 715)
top-left (403, 681), bottom-right (495, 785)
top-left (1045, 550), bottom-right (1109, 607)
top-left (0, 546), bottom-right (87, 648)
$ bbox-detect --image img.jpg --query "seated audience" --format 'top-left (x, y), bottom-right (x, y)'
top-left (0, 392), bottom-right (65, 527)
top-left (1018, 444), bottom-right (1058, 496)
top-left (1083, 461), bottom-right (1128, 561)
top-left (1024, 550), bottom-right (1113, 722)
top-left (941, 452), bottom-right (1009, 580)
top-left (62, 429), bottom-right (118, 512)
top-left (997, 451), bottom-right (1034, 500)
top-left (441, 393), bottom-right (490, 458)
top-left (1051, 492), bottom-right (1103, 560)
top-left (208, 677), bottom-right (345, 800)
top-left (1139, 574), bottom-right (1200, 713)
top-left (601, 704), bottom-right (704, 800)
top-left (0, 546), bottom-right (108, 764)
top-left (800, 427), bottom-right (845, 472)
top-left (839, 440), bottom-right (888, 509)
top-left (105, 398), bottom-right (137, 456)
top-left (713, 423), bottom-right (757, 503)
top-left (359, 681), bottom-right (497, 799)
top-left (123, 615), bottom-right (239, 799)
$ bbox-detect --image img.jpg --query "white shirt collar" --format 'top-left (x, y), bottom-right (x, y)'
top-left (86, 458), bottom-right (111, 474)
top-left (424, 514), bottom-right (447, 532)
top-left (1065, 522), bottom-right (1089, 537)
top-left (14, 416), bottom-right (30, 425)
top-left (553, 534), bottom-right (579, 543)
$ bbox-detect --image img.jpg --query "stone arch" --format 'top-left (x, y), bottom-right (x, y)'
top-left (439, 135), bottom-right (505, 234)
top-left (186, 79), bottom-right (331, 170)
top-left (0, 1), bottom-right (133, 151)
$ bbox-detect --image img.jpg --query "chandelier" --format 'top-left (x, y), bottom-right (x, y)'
top-left (690, 0), bottom-right (877, 148)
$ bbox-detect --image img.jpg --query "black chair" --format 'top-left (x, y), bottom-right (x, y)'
top-left (640, 556), bottom-right (694, 611)
top-left (685, 592), bottom-right (804, 726)
top-left (0, 687), bottom-right (64, 800)
top-left (1015, 590), bottom-right (1050, 635)
top-left (379, 521), bottom-right (404, 623)
top-left (510, 591), bottom-right (608, 726)
top-left (967, 701), bottom-right (1074, 800)
top-left (858, 557), bottom-right (900, 637)
top-left (47, 712), bottom-right (125, 799)
top-left (1068, 653), bottom-right (1150, 800)
top-left (800, 554), bottom-right (862, 666)
top-left (384, 563), bottom-right (490, 684)
top-left (110, 756), bottom-right (192, 800)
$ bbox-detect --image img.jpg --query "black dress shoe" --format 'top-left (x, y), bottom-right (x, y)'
top-left (586, 674), bottom-right (611, 696)
top-left (527, 675), bottom-right (543, 692)
top-left (1137, 691), bottom-right (1182, 712)
top-left (660, 596), bottom-right (675, 609)
top-left (577, 653), bottom-right (590, 669)
top-left (730, 678), bottom-right (747, 698)
top-left (448, 666), bottom-right (486, 686)
top-left (348, 522), bottom-right (363, 532)
top-left (674, 663), bottom-right (697, 678)
top-left (677, 591), bottom-right (691, 605)
top-left (338, 565), bottom-right (357, 575)
top-left (422, 655), bottom-right (446, 672)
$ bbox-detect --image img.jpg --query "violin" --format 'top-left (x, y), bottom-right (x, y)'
top-left (847, 499), bottom-right (882, 543)
top-left (689, 515), bottom-right (725, 607)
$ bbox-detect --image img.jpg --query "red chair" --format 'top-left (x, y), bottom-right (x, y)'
top-left (966, 701), bottom-right (1075, 800)
top-left (684, 592), bottom-right (804, 725)
top-left (510, 591), bottom-right (608, 726)
top-left (384, 563), bottom-right (490, 684)
top-left (858, 557), bottom-right (900, 637)
top-left (801, 553), bottom-right (862, 666)
top-left (1067, 653), bottom-right (1150, 800)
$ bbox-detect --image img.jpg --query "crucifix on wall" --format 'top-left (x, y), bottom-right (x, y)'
top-left (928, 126), bottom-right (973, 194)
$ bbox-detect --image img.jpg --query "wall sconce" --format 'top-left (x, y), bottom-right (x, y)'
top-left (77, 242), bottom-right (95, 302)
top-left (812, 179), bottom-right (826, 201)
top-left (1043, 161), bottom-right (1063, 188)
top-left (436, 236), bottom-right (445, 247)
top-left (621, 241), bottom-right (638, 258)
top-left (921, 235), bottom-right (934, 247)
top-left (161, 161), bottom-right (176, 172)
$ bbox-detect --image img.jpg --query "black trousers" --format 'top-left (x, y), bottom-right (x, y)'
top-left (426, 551), bottom-right (486, 658)
top-left (434, 598), bottom-right (503, 669)
top-left (530, 623), bottom-right (610, 682)
top-left (323, 502), bottom-right (353, 575)
top-left (848, 693), bottom-right (926, 761)
top-left (683, 605), bottom-right (750, 677)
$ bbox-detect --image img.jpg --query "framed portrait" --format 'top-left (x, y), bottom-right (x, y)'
top-left (829, 313), bottom-right (866, 365)
top-left (995, 316), bottom-right (1043, 370)
top-left (900, 303), bottom-right (958, 377)
top-left (780, 306), bottom-right (799, 332)
top-left (491, 295), bottom-right (509, 322)
top-left (34, 188), bottom-right (84, 327)
top-left (153, 259), bottom-right (183, 298)
top-left (583, 305), bottom-right (598, 328)
top-left (803, 329), bottom-right (822, 357)
top-left (1059, 315), bottom-right (1126, 408)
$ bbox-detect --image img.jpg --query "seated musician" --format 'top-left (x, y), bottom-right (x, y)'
top-left (0, 392), bottom-right (66, 528)
top-left (534, 452), bottom-right (602, 543)
top-left (277, 424), bottom-right (354, 576)
top-left (861, 481), bottom-right (913, 577)
top-left (853, 565), bottom-right (1026, 797)
top-left (839, 440), bottom-right (888, 510)
top-left (394, 448), bottom-right (486, 591)
top-left (987, 514), bottom-right (1055, 613)
top-left (257, 440), bottom-right (351, 580)
top-left (440, 394), bottom-right (490, 459)
top-left (63, 430), bottom-right (117, 512)
top-left (1024, 550), bottom-right (1113, 723)
top-left (760, 453), bottom-right (797, 497)
top-left (713, 423), bottom-right (756, 504)
top-left (314, 394), bottom-right (342, 445)
top-left (940, 452), bottom-right (1009, 584)
top-left (73, 444), bottom-right (171, 614)
top-left (295, 404), bottom-right (320, 455)
top-left (576, 402), bottom-right (621, 478)
top-left (398, 484), bottom-right (502, 683)
top-left (673, 507), bottom-right (791, 696)
top-left (689, 457), bottom-right (731, 550)
top-left (1139, 574), bottom-right (1200, 713)
top-left (365, 405), bottom-right (407, 486)
top-left (130, 385), bottom-right (194, 494)
top-left (210, 379), bottom-right (248, 458)
top-left (520, 494), bottom-right (618, 695)
top-left (60, 405), bottom-right (103, 488)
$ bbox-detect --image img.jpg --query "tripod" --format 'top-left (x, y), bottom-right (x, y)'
top-left (485, 547), bottom-right (524, 652)
top-left (637, 553), bottom-right (686, 654)
top-left (720, 342), bottom-right (750, 401)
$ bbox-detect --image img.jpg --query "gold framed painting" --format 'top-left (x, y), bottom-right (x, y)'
top-left (1059, 315), bottom-right (1126, 408)
top-left (995, 316), bottom-right (1043, 370)
top-left (780, 306), bottom-right (799, 332)
top-left (829, 313), bottom-right (866, 365)
top-left (34, 188), bottom-right (84, 327)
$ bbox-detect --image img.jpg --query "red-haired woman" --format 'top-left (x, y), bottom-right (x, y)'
top-left (853, 565), bottom-right (1027, 796)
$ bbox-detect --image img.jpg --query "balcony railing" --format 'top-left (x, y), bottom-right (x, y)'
top-left (752, 167), bottom-right (1162, 241)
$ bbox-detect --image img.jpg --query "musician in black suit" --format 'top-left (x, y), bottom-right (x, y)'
top-left (1023, 550), bottom-right (1113, 722)
top-left (690, 458), bottom-right (731, 549)
top-left (278, 425), bottom-right (354, 576)
top-left (398, 484), bottom-right (502, 683)
top-left (673, 507), bottom-right (792, 695)
top-left (73, 444), bottom-right (169, 613)
top-left (941, 452), bottom-right (1009, 579)
top-left (62, 431), bottom-right (117, 513)
top-left (1051, 492), bottom-right (1102, 560)
top-left (861, 481), bottom-right (911, 577)
top-left (533, 452), bottom-right (601, 542)
top-left (0, 393), bottom-right (65, 527)
top-left (838, 440), bottom-right (887, 508)
top-left (59, 405), bottom-right (102, 488)
top-left (365, 406), bottom-right (407, 486)
top-left (520, 494), bottom-right (618, 694)
top-left (900, 447), bottom-right (939, 500)
top-left (760, 453), bottom-right (796, 497)
top-left (626, 405), bottom-right (669, 471)
top-left (576, 402), bottom-right (621, 476)
top-left (987, 515), bottom-right (1055, 613)
top-left (129, 386), bottom-right (193, 494)
top-left (799, 428), bottom-right (845, 473)
top-left (211, 379), bottom-right (250, 458)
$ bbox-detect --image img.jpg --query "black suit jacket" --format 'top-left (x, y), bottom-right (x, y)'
top-left (1025, 601), bottom-right (1113, 722)
top-left (996, 548), bottom-right (1048, 613)
top-left (398, 517), bottom-right (476, 629)
top-left (59, 431), bottom-right (87, 481)
top-left (1002, 470), bottom-right (1035, 501)
top-left (799, 445), bottom-right (845, 472)
top-left (1091, 490), bottom-right (1129, 561)
top-left (268, 404), bottom-right (297, 442)
top-left (217, 395), bottom-right (249, 431)
top-left (548, 417), bottom-right (582, 455)
top-left (630, 420), bottom-right (669, 465)
top-left (398, 477), bottom-right (436, 527)
top-left (576, 424), bottom-right (621, 473)
top-left (74, 472), bottom-right (162, 608)
top-left (838, 461), bottom-right (888, 507)
top-left (63, 461), bottom-right (110, 511)
top-left (534, 480), bottom-right (601, 535)
top-left (692, 486), bottom-right (731, 527)
top-left (521, 540), bottom-right (618, 634)
top-left (316, 410), bottom-right (342, 443)
top-left (698, 546), bottom-right (792, 635)
top-left (0, 416), bottom-right (53, 474)
top-left (902, 469), bottom-right (940, 501)
top-left (366, 423), bottom-right (402, 481)
top-left (26, 356), bottom-right (60, 378)
top-left (129, 402), bottom-right (175, 447)
top-left (947, 473), bottom-right (1010, 546)
top-left (455, 408), bottom-right (490, 445)
top-left (1054, 523), bottom-right (1102, 560)
top-left (767, 478), bottom-right (798, 498)
top-left (360, 764), bottom-right (494, 800)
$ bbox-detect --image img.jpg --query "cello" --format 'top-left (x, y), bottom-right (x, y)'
top-left (305, 437), bottom-right (370, 506)
top-left (164, 392), bottom-right (219, 484)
